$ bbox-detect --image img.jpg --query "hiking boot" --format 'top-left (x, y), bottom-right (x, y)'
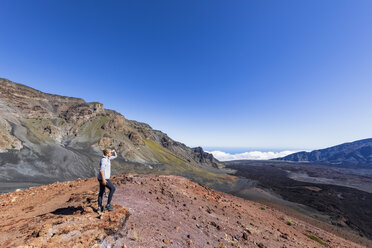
top-left (106, 204), bottom-right (115, 211)
top-left (97, 206), bottom-right (104, 213)
top-left (128, 207), bottom-right (134, 214)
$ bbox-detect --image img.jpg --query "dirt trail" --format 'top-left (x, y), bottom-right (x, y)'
top-left (0, 174), bottom-right (366, 248)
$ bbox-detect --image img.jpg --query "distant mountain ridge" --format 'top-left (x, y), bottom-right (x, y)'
top-left (0, 78), bottom-right (231, 192)
top-left (275, 138), bottom-right (372, 165)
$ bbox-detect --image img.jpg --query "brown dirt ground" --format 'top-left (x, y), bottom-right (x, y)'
top-left (0, 174), bottom-right (366, 248)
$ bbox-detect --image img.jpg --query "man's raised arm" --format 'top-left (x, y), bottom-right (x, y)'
top-left (109, 150), bottom-right (117, 160)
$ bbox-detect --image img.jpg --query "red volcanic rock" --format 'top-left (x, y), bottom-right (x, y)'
top-left (0, 174), bottom-right (366, 248)
top-left (0, 178), bottom-right (130, 248)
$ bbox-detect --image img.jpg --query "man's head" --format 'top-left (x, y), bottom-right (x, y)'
top-left (103, 148), bottom-right (111, 157)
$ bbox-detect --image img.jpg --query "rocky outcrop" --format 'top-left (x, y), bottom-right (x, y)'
top-left (0, 177), bottom-right (131, 248)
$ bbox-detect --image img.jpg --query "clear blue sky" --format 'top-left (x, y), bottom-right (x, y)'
top-left (1, 1), bottom-right (372, 151)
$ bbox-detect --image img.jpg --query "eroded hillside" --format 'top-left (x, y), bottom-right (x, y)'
top-left (0, 78), bottom-right (234, 192)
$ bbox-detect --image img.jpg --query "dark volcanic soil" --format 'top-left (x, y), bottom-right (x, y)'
top-left (0, 174), bottom-right (363, 248)
top-left (224, 160), bottom-right (372, 245)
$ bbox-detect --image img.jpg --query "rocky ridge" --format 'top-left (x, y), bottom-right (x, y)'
top-left (275, 138), bottom-right (372, 166)
top-left (0, 78), bottom-right (221, 167)
top-left (0, 78), bottom-right (230, 192)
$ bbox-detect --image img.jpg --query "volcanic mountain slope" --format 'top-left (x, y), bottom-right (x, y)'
top-left (0, 174), bottom-right (364, 248)
top-left (0, 78), bottom-right (234, 192)
top-left (276, 138), bottom-right (372, 166)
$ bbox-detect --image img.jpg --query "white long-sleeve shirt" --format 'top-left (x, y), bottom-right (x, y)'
top-left (97, 154), bottom-right (117, 180)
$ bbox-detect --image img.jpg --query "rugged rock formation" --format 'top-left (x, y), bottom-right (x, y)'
top-left (0, 177), bottom-right (131, 248)
top-left (0, 174), bottom-right (364, 248)
top-left (276, 138), bottom-right (372, 166)
top-left (0, 78), bottom-right (227, 192)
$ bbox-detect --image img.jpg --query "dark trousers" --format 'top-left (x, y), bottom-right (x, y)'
top-left (98, 178), bottom-right (116, 208)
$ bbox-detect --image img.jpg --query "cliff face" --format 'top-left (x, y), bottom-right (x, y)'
top-left (276, 138), bottom-right (372, 166)
top-left (0, 78), bottom-right (226, 191)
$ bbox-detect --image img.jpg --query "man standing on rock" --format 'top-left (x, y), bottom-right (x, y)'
top-left (97, 148), bottom-right (117, 212)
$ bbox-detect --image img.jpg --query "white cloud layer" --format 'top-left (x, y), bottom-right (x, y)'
top-left (206, 150), bottom-right (299, 161)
